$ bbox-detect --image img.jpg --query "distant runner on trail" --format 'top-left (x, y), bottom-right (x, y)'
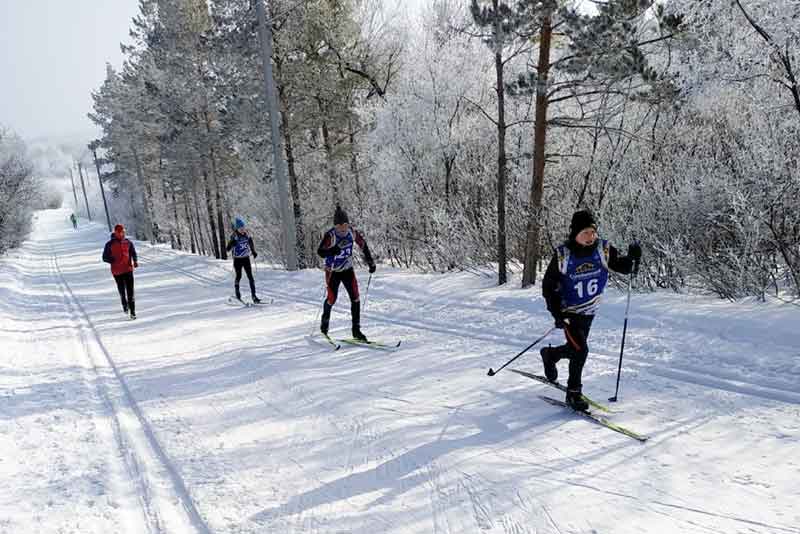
top-left (102, 224), bottom-right (139, 319)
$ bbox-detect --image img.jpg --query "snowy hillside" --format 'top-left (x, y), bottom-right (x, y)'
top-left (1, 208), bottom-right (798, 534)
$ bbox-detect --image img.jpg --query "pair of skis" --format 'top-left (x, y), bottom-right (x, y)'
top-left (226, 296), bottom-right (272, 308)
top-left (510, 368), bottom-right (648, 442)
top-left (317, 332), bottom-right (401, 351)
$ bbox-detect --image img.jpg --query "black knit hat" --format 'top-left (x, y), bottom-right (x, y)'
top-left (333, 205), bottom-right (349, 225)
top-left (569, 210), bottom-right (597, 240)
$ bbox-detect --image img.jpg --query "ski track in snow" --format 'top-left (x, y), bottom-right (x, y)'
top-left (49, 253), bottom-right (212, 534)
top-left (2, 209), bottom-right (799, 534)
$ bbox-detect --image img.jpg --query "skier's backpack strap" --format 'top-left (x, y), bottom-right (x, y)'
top-left (557, 244), bottom-right (570, 275)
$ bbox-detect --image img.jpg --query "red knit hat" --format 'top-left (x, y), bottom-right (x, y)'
top-left (114, 224), bottom-right (124, 233)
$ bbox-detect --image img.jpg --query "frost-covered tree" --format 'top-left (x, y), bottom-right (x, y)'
top-left (508, 0), bottom-right (682, 286)
top-left (468, 0), bottom-right (535, 285)
top-left (0, 127), bottom-right (39, 254)
top-left (83, 0), bottom-right (797, 299)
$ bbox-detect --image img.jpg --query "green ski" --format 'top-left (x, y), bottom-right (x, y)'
top-left (511, 368), bottom-right (614, 413)
top-left (306, 333), bottom-right (341, 350)
top-left (337, 338), bottom-right (401, 350)
top-left (539, 396), bottom-right (648, 442)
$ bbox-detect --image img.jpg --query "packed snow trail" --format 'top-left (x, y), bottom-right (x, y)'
top-left (1, 210), bottom-right (211, 534)
top-left (1, 208), bottom-right (799, 533)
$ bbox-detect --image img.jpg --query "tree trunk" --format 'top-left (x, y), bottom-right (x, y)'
top-left (158, 152), bottom-right (175, 249)
top-left (131, 146), bottom-right (154, 242)
top-left (493, 5), bottom-right (508, 286)
top-left (321, 118), bottom-right (340, 205)
top-left (171, 184), bottom-right (182, 250)
top-left (184, 189), bottom-right (196, 254)
top-left (211, 147), bottom-right (228, 260)
top-left (144, 177), bottom-right (158, 243)
top-left (92, 149), bottom-right (112, 232)
top-left (348, 119), bottom-right (361, 209)
top-left (522, 13), bottom-right (553, 288)
top-left (203, 168), bottom-right (220, 258)
top-left (192, 179), bottom-right (207, 256)
top-left (282, 123), bottom-right (307, 268)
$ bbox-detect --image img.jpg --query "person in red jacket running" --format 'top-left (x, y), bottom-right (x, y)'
top-left (102, 224), bottom-right (139, 319)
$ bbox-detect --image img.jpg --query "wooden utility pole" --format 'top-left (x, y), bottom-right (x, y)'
top-left (255, 0), bottom-right (298, 270)
top-left (68, 167), bottom-right (79, 209)
top-left (89, 141), bottom-right (112, 232)
top-left (76, 161), bottom-right (92, 220)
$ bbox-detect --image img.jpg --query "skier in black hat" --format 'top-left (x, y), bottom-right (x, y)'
top-left (317, 205), bottom-right (376, 341)
top-left (540, 209), bottom-right (642, 410)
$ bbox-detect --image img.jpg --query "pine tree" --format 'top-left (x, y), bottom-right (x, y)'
top-left (470, 0), bottom-right (534, 285)
top-left (513, 0), bottom-right (682, 287)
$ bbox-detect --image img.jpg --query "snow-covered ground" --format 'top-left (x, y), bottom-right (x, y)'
top-left (2, 207), bottom-right (799, 534)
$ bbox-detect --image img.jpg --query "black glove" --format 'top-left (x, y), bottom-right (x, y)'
top-left (553, 313), bottom-right (566, 329)
top-left (628, 242), bottom-right (642, 260)
top-left (252, 251), bottom-right (258, 259)
top-left (368, 263), bottom-right (376, 274)
top-left (326, 244), bottom-right (341, 257)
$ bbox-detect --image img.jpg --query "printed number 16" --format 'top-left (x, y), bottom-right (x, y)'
top-left (574, 278), bottom-right (599, 299)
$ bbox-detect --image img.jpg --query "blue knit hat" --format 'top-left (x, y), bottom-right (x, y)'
top-left (234, 217), bottom-right (246, 229)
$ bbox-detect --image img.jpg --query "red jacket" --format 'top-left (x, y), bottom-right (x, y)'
top-left (102, 234), bottom-right (138, 276)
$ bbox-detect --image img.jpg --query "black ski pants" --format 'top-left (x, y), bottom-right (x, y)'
top-left (113, 271), bottom-right (135, 313)
top-left (321, 268), bottom-right (361, 330)
top-left (552, 313), bottom-right (594, 390)
top-left (233, 257), bottom-right (256, 298)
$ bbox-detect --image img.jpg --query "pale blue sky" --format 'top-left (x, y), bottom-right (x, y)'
top-left (0, 0), bottom-right (139, 140)
top-left (0, 0), bottom-right (428, 142)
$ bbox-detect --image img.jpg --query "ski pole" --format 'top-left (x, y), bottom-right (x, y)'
top-left (609, 258), bottom-right (639, 402)
top-left (310, 284), bottom-right (328, 336)
top-left (362, 272), bottom-right (373, 313)
top-left (487, 326), bottom-right (556, 376)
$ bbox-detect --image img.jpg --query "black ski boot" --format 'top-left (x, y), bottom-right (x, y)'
top-left (129, 300), bottom-right (136, 320)
top-left (320, 301), bottom-right (332, 335)
top-left (252, 296), bottom-right (261, 304)
top-left (351, 328), bottom-right (368, 342)
top-left (351, 300), bottom-right (367, 341)
top-left (565, 387), bottom-right (589, 412)
top-left (235, 285), bottom-right (242, 301)
top-left (540, 345), bottom-right (559, 382)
